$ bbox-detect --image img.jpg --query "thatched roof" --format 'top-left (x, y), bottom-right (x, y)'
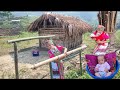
top-left (28, 13), bottom-right (93, 33)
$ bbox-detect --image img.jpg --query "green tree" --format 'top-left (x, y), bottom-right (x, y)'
top-left (0, 11), bottom-right (13, 20)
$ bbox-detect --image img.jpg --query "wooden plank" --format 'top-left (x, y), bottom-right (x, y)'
top-left (97, 13), bottom-right (101, 25)
top-left (40, 28), bottom-right (64, 30)
top-left (40, 32), bottom-right (65, 34)
top-left (99, 11), bottom-right (102, 25)
top-left (40, 31), bottom-right (65, 33)
top-left (40, 34), bottom-right (65, 38)
top-left (109, 11), bottom-right (112, 32)
top-left (114, 11), bottom-right (117, 27)
top-left (105, 14), bottom-right (109, 32)
top-left (111, 11), bottom-right (115, 32)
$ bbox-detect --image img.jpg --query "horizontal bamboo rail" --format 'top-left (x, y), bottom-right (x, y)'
top-left (7, 35), bottom-right (55, 79)
top-left (31, 44), bottom-right (87, 69)
top-left (7, 35), bottom-right (55, 43)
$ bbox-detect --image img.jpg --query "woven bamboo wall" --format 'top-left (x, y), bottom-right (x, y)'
top-left (38, 28), bottom-right (82, 50)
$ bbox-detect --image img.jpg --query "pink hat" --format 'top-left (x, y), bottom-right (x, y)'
top-left (97, 25), bottom-right (105, 30)
top-left (98, 25), bottom-right (105, 28)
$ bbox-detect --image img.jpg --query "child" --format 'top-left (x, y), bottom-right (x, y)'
top-left (95, 55), bottom-right (112, 77)
top-left (90, 25), bottom-right (110, 55)
top-left (46, 40), bottom-right (67, 79)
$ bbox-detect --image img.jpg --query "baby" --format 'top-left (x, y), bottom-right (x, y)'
top-left (95, 55), bottom-right (112, 77)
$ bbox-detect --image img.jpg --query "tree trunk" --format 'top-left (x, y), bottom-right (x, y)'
top-left (97, 11), bottom-right (117, 46)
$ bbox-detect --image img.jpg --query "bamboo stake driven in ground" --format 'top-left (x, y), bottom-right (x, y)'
top-left (14, 42), bottom-right (19, 79)
top-left (31, 44), bottom-right (87, 69)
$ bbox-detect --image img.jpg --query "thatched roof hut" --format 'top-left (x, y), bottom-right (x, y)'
top-left (28, 13), bottom-right (93, 50)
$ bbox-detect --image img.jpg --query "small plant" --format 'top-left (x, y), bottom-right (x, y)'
top-left (65, 69), bottom-right (79, 79)
top-left (113, 70), bottom-right (120, 79)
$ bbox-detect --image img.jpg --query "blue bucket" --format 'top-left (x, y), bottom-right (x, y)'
top-left (32, 50), bottom-right (39, 56)
top-left (86, 60), bottom-right (119, 79)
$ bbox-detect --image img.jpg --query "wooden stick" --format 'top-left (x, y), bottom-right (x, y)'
top-left (31, 44), bottom-right (87, 69)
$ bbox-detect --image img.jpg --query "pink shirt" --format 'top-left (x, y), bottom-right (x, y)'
top-left (90, 31), bottom-right (110, 41)
top-left (48, 45), bottom-right (63, 58)
top-left (95, 62), bottom-right (110, 72)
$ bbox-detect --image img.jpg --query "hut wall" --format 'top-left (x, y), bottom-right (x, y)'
top-left (39, 28), bottom-right (83, 51)
top-left (39, 28), bottom-right (65, 48)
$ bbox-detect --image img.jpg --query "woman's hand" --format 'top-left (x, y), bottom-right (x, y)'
top-left (64, 52), bottom-right (67, 57)
top-left (63, 47), bottom-right (68, 57)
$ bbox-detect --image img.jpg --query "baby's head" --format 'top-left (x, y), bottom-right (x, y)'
top-left (97, 25), bottom-right (105, 33)
top-left (97, 55), bottom-right (105, 64)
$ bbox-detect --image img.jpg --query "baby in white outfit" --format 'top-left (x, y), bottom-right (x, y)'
top-left (95, 55), bottom-right (112, 77)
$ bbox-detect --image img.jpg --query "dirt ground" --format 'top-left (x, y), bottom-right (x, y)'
top-left (0, 47), bottom-right (85, 79)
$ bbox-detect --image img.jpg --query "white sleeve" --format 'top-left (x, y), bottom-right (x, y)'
top-left (90, 33), bottom-right (95, 37)
top-left (95, 64), bottom-right (99, 69)
top-left (105, 62), bottom-right (110, 70)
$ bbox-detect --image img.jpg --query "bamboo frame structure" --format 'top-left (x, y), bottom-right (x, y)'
top-left (8, 35), bottom-right (55, 43)
top-left (31, 44), bottom-right (87, 69)
top-left (7, 35), bottom-right (55, 79)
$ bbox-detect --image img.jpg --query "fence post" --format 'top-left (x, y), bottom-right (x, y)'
top-left (79, 50), bottom-right (82, 76)
top-left (49, 62), bottom-right (53, 79)
top-left (38, 29), bottom-right (41, 49)
top-left (13, 42), bottom-right (19, 79)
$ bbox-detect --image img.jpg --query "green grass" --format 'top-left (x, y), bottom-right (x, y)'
top-left (0, 31), bottom-right (38, 56)
top-left (82, 32), bottom-right (96, 55)
top-left (114, 30), bottom-right (120, 47)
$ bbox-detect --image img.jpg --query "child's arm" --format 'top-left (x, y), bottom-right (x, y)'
top-left (95, 64), bottom-right (99, 72)
top-left (104, 62), bottom-right (110, 72)
top-left (63, 47), bottom-right (68, 57)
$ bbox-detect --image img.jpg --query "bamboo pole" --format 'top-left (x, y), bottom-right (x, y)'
top-left (38, 28), bottom-right (42, 49)
top-left (31, 44), bottom-right (87, 69)
top-left (13, 42), bottom-right (19, 79)
top-left (49, 63), bottom-right (53, 79)
top-left (79, 50), bottom-right (82, 76)
top-left (7, 35), bottom-right (55, 43)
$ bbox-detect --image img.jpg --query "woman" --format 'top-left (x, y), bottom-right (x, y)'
top-left (46, 40), bottom-right (67, 79)
top-left (90, 25), bottom-right (110, 55)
